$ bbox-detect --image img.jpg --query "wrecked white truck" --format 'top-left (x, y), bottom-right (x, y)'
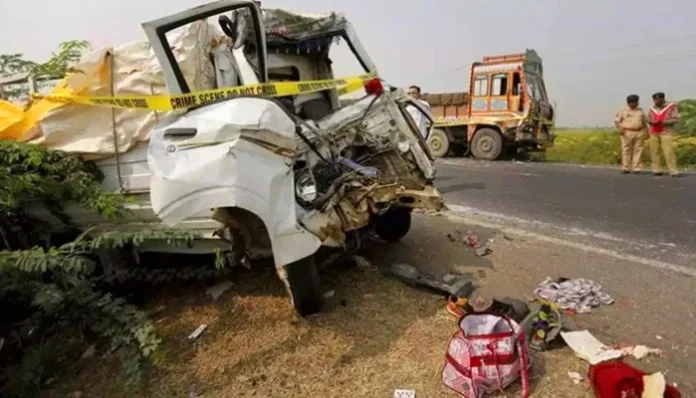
top-left (25, 0), bottom-right (444, 316)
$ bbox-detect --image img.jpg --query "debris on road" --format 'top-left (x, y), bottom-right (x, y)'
top-left (188, 324), bottom-right (207, 340)
top-left (446, 229), bottom-right (493, 256)
top-left (393, 389), bottom-right (416, 398)
top-left (353, 255), bottom-right (373, 270)
top-left (589, 361), bottom-right (681, 398)
top-left (387, 263), bottom-right (474, 298)
top-left (643, 372), bottom-right (667, 397)
top-left (561, 330), bottom-right (624, 365)
top-left (447, 296), bottom-right (530, 324)
top-left (567, 371), bottom-right (584, 385)
top-left (81, 344), bottom-right (96, 359)
top-left (619, 344), bottom-right (665, 360)
top-left (206, 280), bottom-right (234, 301)
top-left (521, 304), bottom-right (562, 351)
top-left (503, 234), bottom-right (514, 241)
top-left (534, 277), bottom-right (614, 313)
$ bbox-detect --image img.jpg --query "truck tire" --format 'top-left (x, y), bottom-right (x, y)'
top-left (427, 128), bottom-right (450, 158)
top-left (375, 207), bottom-right (412, 242)
top-left (284, 255), bottom-right (324, 316)
top-left (471, 128), bottom-right (504, 160)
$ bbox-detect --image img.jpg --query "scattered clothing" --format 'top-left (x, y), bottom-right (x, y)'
top-left (534, 277), bottom-right (614, 313)
top-left (589, 360), bottom-right (681, 398)
top-left (446, 295), bottom-right (469, 318)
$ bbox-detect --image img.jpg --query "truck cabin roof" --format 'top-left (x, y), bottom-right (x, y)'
top-left (243, 8), bottom-right (349, 55)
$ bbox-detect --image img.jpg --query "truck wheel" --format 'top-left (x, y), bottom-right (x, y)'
top-left (427, 129), bottom-right (450, 158)
top-left (471, 128), bottom-right (504, 160)
top-left (284, 255), bottom-right (324, 316)
top-left (375, 207), bottom-right (412, 242)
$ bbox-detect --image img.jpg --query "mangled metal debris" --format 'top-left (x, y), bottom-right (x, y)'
top-left (387, 263), bottom-right (474, 298)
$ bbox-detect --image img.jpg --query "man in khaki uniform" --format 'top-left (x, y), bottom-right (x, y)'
top-left (614, 94), bottom-right (648, 174)
top-left (648, 92), bottom-right (680, 177)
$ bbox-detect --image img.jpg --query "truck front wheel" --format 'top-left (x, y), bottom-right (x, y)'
top-left (283, 255), bottom-right (324, 316)
top-left (471, 128), bottom-right (504, 161)
top-left (427, 129), bottom-right (450, 158)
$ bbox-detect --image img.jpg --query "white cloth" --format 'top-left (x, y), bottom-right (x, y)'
top-left (406, 99), bottom-right (430, 138)
top-left (534, 277), bottom-right (614, 313)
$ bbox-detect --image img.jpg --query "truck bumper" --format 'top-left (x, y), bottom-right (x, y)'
top-left (514, 127), bottom-right (555, 149)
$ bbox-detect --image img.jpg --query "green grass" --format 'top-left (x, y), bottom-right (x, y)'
top-left (543, 129), bottom-right (696, 168)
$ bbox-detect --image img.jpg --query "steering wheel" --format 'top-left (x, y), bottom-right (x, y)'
top-left (218, 15), bottom-right (237, 39)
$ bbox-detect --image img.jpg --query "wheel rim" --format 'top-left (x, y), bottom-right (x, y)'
top-left (478, 136), bottom-right (494, 153)
top-left (430, 136), bottom-right (443, 152)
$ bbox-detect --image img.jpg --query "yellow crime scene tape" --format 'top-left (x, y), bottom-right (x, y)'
top-left (34, 73), bottom-right (377, 111)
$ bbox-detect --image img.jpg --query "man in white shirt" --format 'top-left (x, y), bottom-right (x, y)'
top-left (406, 85), bottom-right (431, 139)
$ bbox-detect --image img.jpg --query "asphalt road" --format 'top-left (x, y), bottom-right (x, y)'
top-left (434, 158), bottom-right (696, 270)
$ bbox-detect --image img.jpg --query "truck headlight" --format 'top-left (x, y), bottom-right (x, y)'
top-left (295, 170), bottom-right (318, 206)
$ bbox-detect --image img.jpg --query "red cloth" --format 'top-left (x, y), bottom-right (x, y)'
top-left (589, 360), bottom-right (681, 398)
top-left (650, 103), bottom-right (676, 135)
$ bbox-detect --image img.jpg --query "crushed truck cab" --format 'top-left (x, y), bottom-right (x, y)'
top-left (144, 0), bottom-right (444, 315)
top-left (424, 50), bottom-right (555, 160)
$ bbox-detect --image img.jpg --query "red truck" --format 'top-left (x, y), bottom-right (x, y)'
top-left (423, 50), bottom-right (555, 160)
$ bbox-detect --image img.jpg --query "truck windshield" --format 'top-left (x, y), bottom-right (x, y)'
top-left (526, 73), bottom-right (547, 102)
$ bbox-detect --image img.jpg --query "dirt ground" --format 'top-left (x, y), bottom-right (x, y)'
top-left (56, 212), bottom-right (695, 397)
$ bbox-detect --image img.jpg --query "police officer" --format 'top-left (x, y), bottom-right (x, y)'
top-left (614, 94), bottom-right (649, 174)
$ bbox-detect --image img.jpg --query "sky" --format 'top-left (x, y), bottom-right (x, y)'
top-left (1, 0), bottom-right (695, 127)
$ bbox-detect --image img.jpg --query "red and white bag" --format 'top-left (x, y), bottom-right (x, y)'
top-left (442, 312), bottom-right (530, 397)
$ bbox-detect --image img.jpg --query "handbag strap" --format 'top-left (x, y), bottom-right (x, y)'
top-left (517, 332), bottom-right (530, 398)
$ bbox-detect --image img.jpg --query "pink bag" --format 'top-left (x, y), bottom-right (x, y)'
top-left (442, 313), bottom-right (530, 397)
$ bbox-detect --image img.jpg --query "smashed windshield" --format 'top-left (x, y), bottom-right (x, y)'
top-left (526, 73), bottom-right (547, 102)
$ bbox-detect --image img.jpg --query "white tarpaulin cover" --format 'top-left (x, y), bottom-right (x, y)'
top-left (23, 21), bottom-right (225, 160)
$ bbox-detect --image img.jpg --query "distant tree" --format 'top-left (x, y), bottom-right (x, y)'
top-left (677, 99), bottom-right (696, 136)
top-left (0, 40), bottom-right (89, 100)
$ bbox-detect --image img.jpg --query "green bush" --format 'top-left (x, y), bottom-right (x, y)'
top-left (546, 129), bottom-right (696, 169)
top-left (677, 99), bottom-right (696, 136)
top-left (0, 141), bottom-right (218, 396)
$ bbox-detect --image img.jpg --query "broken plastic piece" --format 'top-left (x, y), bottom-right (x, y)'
top-left (188, 324), bottom-right (207, 340)
top-left (207, 280), bottom-right (234, 301)
top-left (619, 345), bottom-right (665, 360)
top-left (643, 372), bottom-right (667, 398)
top-left (388, 263), bottom-right (474, 298)
top-left (338, 157), bottom-right (379, 177)
top-left (568, 371), bottom-right (583, 385)
top-left (393, 389), bottom-right (415, 398)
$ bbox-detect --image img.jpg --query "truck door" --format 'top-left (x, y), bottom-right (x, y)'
top-left (510, 71), bottom-right (523, 112)
top-left (489, 72), bottom-right (510, 112)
